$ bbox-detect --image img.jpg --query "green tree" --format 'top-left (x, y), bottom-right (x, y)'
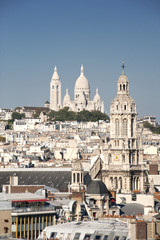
top-left (143, 122), bottom-right (160, 134)
top-left (77, 110), bottom-right (92, 122)
top-left (54, 107), bottom-right (76, 121)
top-left (12, 112), bottom-right (25, 121)
top-left (48, 110), bottom-right (56, 120)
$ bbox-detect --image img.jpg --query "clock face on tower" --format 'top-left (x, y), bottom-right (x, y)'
top-left (114, 154), bottom-right (119, 161)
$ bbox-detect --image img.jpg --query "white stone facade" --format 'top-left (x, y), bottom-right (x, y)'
top-left (50, 65), bottom-right (104, 112)
top-left (90, 68), bottom-right (148, 194)
top-left (50, 66), bottom-right (62, 111)
top-left (101, 71), bottom-right (147, 193)
top-left (64, 65), bottom-right (104, 112)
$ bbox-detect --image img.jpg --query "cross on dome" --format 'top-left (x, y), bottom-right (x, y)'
top-left (54, 66), bottom-right (57, 72)
top-left (81, 64), bottom-right (84, 74)
top-left (121, 61), bottom-right (125, 75)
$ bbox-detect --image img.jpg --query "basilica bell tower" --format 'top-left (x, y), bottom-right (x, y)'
top-left (50, 66), bottom-right (62, 111)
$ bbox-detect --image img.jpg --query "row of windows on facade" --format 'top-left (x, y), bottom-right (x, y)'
top-left (116, 104), bottom-right (134, 112)
top-left (119, 84), bottom-right (128, 91)
top-left (50, 232), bottom-right (125, 240)
top-left (108, 153), bottom-right (139, 164)
top-left (109, 176), bottom-right (140, 191)
top-left (75, 94), bottom-right (89, 99)
top-left (114, 139), bottom-right (136, 148)
top-left (72, 172), bottom-right (83, 183)
top-left (52, 85), bottom-right (59, 89)
top-left (12, 215), bottom-right (55, 225)
top-left (115, 119), bottom-right (134, 136)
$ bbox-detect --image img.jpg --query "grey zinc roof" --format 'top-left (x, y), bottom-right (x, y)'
top-left (0, 169), bottom-right (91, 192)
top-left (121, 203), bottom-right (144, 216)
top-left (87, 179), bottom-right (109, 195)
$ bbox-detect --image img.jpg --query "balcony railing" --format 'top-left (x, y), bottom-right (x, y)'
top-left (12, 205), bottom-right (55, 213)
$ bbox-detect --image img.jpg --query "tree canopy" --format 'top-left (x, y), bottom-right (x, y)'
top-left (143, 121), bottom-right (160, 134)
top-left (12, 112), bottom-right (25, 121)
top-left (47, 108), bottom-right (109, 122)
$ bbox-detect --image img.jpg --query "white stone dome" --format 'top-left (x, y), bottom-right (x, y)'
top-left (93, 89), bottom-right (101, 102)
top-left (118, 74), bottom-right (129, 83)
top-left (63, 89), bottom-right (71, 103)
top-left (74, 65), bottom-right (90, 90)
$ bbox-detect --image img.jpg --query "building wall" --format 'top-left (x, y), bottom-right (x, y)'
top-left (0, 210), bottom-right (12, 236)
top-left (12, 213), bottom-right (56, 240)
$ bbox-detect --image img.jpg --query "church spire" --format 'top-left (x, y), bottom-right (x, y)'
top-left (52, 65), bottom-right (59, 80)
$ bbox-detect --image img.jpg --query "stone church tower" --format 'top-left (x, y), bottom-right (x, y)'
top-left (68, 159), bottom-right (86, 193)
top-left (50, 66), bottom-right (62, 111)
top-left (90, 63), bottom-right (148, 193)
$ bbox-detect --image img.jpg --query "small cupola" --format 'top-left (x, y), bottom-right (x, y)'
top-left (117, 61), bottom-right (129, 95)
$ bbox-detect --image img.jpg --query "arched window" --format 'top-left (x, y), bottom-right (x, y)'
top-left (120, 85), bottom-right (122, 91)
top-left (122, 119), bottom-right (128, 136)
top-left (124, 105), bottom-right (126, 110)
top-left (114, 177), bottom-right (118, 189)
top-left (81, 173), bottom-right (83, 183)
top-left (122, 154), bottom-right (125, 163)
top-left (73, 173), bottom-right (75, 183)
top-left (77, 173), bottom-right (80, 183)
top-left (115, 119), bottom-right (119, 136)
top-left (119, 177), bottom-right (122, 189)
top-left (56, 85), bottom-right (59, 104)
top-left (123, 84), bottom-right (125, 90)
top-left (131, 118), bottom-right (134, 137)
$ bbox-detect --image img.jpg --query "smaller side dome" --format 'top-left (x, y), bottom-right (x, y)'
top-left (93, 89), bottom-right (101, 102)
top-left (63, 89), bottom-right (71, 104)
top-left (87, 179), bottom-right (109, 195)
top-left (118, 74), bottom-right (129, 83)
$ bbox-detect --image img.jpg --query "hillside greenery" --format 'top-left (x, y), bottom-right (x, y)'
top-left (48, 107), bottom-right (109, 122)
top-left (143, 121), bottom-right (160, 134)
top-left (12, 112), bottom-right (25, 121)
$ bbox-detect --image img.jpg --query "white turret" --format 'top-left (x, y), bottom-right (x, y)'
top-left (50, 66), bottom-right (62, 111)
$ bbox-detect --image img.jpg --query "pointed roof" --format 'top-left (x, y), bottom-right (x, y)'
top-left (51, 65), bottom-right (59, 80)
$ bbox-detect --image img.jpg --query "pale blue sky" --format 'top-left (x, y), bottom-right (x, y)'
top-left (0, 0), bottom-right (160, 120)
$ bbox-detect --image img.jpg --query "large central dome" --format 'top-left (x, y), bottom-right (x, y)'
top-left (74, 65), bottom-right (90, 91)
